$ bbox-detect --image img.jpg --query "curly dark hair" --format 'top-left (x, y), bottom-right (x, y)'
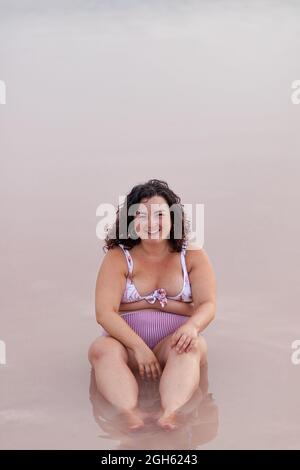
top-left (103, 179), bottom-right (190, 253)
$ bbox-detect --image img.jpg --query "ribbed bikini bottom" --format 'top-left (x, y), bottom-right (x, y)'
top-left (100, 309), bottom-right (199, 350)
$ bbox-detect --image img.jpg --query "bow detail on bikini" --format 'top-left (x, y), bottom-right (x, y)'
top-left (143, 288), bottom-right (168, 308)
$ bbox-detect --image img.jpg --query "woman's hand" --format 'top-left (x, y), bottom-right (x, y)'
top-left (170, 322), bottom-right (199, 354)
top-left (132, 344), bottom-right (162, 381)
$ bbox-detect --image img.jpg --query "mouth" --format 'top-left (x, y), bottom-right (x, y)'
top-left (147, 228), bottom-right (161, 235)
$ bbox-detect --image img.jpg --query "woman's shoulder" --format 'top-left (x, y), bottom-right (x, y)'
top-left (185, 240), bottom-right (203, 251)
top-left (185, 241), bottom-right (205, 256)
top-left (101, 244), bottom-right (129, 274)
top-left (184, 241), bottom-right (210, 272)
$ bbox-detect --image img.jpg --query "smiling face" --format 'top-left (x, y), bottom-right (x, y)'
top-left (132, 195), bottom-right (172, 241)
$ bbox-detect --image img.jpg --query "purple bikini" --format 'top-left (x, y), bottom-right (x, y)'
top-left (99, 242), bottom-right (195, 349)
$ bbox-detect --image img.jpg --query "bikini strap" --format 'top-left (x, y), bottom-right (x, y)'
top-left (182, 240), bottom-right (188, 255)
top-left (180, 241), bottom-right (189, 280)
top-left (119, 243), bottom-right (133, 275)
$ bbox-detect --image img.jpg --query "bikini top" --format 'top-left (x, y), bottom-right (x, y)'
top-left (119, 242), bottom-right (193, 308)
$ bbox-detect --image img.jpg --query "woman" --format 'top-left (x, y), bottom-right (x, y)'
top-left (88, 179), bottom-right (217, 431)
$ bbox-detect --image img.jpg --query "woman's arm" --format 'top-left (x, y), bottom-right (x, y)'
top-left (184, 246), bottom-right (217, 333)
top-left (95, 247), bottom-right (147, 351)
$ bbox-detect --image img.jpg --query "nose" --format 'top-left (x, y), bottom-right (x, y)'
top-left (145, 218), bottom-right (159, 233)
top-left (149, 215), bottom-right (160, 228)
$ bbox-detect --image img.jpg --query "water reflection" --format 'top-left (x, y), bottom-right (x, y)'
top-left (88, 364), bottom-right (219, 450)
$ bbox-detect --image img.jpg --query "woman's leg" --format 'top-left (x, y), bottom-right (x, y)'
top-left (153, 334), bottom-right (208, 429)
top-left (88, 336), bottom-right (145, 430)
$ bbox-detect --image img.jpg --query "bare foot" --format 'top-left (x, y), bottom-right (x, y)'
top-left (157, 410), bottom-right (180, 431)
top-left (118, 408), bottom-right (146, 432)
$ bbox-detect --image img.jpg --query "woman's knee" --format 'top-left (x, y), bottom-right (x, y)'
top-left (88, 336), bottom-right (127, 364)
top-left (197, 334), bottom-right (207, 351)
top-left (197, 335), bottom-right (208, 364)
top-left (192, 335), bottom-right (208, 356)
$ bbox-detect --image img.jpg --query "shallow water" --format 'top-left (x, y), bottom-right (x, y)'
top-left (1, 0), bottom-right (300, 449)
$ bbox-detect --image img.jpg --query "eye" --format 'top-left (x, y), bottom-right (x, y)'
top-left (135, 211), bottom-right (146, 218)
